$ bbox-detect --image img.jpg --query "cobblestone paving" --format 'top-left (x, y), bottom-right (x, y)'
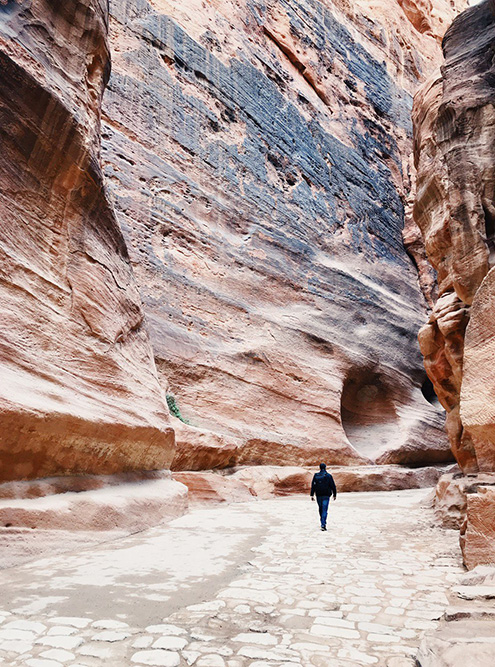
top-left (0, 489), bottom-right (463, 666)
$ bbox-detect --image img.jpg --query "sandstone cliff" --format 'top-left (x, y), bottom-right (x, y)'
top-left (101, 0), bottom-right (462, 469)
top-left (414, 0), bottom-right (495, 474)
top-left (0, 0), bottom-right (174, 481)
top-left (413, 0), bottom-right (495, 572)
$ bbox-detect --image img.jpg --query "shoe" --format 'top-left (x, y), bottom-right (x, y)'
top-left (321, 526), bottom-right (327, 531)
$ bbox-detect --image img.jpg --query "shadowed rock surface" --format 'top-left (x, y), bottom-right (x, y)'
top-left (0, 0), bottom-right (174, 481)
top-left (414, 0), bottom-right (495, 474)
top-left (101, 0), bottom-right (463, 469)
top-left (413, 0), bottom-right (495, 578)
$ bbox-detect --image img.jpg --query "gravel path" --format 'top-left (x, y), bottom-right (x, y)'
top-left (0, 489), bottom-right (463, 666)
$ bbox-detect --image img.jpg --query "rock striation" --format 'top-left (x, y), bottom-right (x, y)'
top-left (101, 0), bottom-right (463, 469)
top-left (0, 472), bottom-right (188, 532)
top-left (413, 0), bottom-right (495, 571)
top-left (174, 463), bottom-right (457, 503)
top-left (414, 0), bottom-right (495, 474)
top-left (0, 0), bottom-right (174, 481)
top-left (460, 486), bottom-right (495, 570)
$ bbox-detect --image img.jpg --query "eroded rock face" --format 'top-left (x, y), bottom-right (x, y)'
top-left (172, 471), bottom-right (254, 504)
top-left (462, 269), bottom-right (495, 471)
top-left (174, 463), bottom-right (456, 503)
top-left (0, 472), bottom-right (187, 531)
top-left (435, 472), bottom-right (495, 529)
top-left (414, 0), bottom-right (495, 473)
top-left (0, 0), bottom-right (174, 480)
top-left (414, 0), bottom-right (495, 572)
top-left (101, 0), bottom-right (462, 468)
top-left (460, 486), bottom-right (495, 569)
top-left (434, 473), bottom-right (495, 569)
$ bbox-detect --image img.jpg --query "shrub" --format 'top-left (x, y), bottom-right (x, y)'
top-left (166, 393), bottom-right (190, 424)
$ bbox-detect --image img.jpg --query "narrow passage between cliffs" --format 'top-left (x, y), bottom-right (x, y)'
top-left (0, 489), bottom-right (462, 666)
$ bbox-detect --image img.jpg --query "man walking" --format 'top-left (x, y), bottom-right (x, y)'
top-left (310, 463), bottom-right (337, 531)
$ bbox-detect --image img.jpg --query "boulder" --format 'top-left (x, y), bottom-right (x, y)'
top-left (460, 486), bottom-right (495, 569)
top-left (172, 472), bottom-right (254, 504)
top-left (434, 473), bottom-right (495, 529)
top-left (434, 472), bottom-right (495, 569)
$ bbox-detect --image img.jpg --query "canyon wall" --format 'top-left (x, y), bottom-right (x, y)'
top-left (101, 0), bottom-right (463, 469)
top-left (414, 0), bottom-right (495, 570)
top-left (0, 0), bottom-right (174, 481)
top-left (0, 0), bottom-right (466, 484)
top-left (414, 0), bottom-right (495, 474)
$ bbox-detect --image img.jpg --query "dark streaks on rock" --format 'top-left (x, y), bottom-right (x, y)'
top-left (102, 0), bottom-right (456, 467)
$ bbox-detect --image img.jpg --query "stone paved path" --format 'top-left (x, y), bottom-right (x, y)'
top-left (0, 489), bottom-right (463, 667)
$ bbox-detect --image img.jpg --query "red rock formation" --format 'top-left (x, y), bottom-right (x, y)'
top-left (435, 472), bottom-right (495, 529)
top-left (171, 419), bottom-right (239, 470)
top-left (172, 471), bottom-right (254, 504)
top-left (414, 0), bottom-right (495, 572)
top-left (462, 271), bottom-right (495, 471)
top-left (100, 0), bottom-right (464, 470)
top-left (174, 463), bottom-right (457, 502)
top-left (0, 0), bottom-right (174, 480)
top-left (413, 0), bottom-right (495, 474)
top-left (460, 486), bottom-right (495, 569)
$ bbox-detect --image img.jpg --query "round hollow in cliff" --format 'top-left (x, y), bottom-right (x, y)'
top-left (340, 370), bottom-right (399, 460)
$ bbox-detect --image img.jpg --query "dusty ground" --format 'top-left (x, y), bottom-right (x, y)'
top-left (0, 489), bottom-right (463, 666)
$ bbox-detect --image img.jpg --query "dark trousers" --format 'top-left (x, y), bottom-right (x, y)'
top-left (316, 496), bottom-right (330, 527)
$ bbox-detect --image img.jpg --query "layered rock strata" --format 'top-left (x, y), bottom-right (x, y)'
top-left (101, 0), bottom-right (463, 469)
top-left (0, 0), bottom-right (174, 481)
top-left (174, 463), bottom-right (457, 503)
top-left (414, 0), bottom-right (495, 571)
top-left (0, 472), bottom-right (188, 532)
top-left (414, 0), bottom-right (495, 474)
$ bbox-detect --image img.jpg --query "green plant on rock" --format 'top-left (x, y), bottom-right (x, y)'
top-left (166, 393), bottom-right (190, 424)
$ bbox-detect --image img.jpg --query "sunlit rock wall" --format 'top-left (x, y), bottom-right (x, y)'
top-left (0, 0), bottom-right (174, 481)
top-left (102, 0), bottom-right (465, 469)
top-left (414, 0), bottom-right (495, 474)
